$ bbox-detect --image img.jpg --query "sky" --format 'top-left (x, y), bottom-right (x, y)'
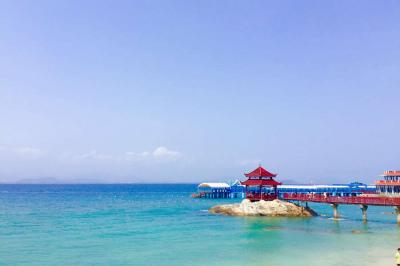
top-left (0, 0), bottom-right (399, 184)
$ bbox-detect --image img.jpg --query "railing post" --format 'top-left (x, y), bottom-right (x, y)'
top-left (360, 205), bottom-right (368, 222)
top-left (331, 203), bottom-right (339, 219)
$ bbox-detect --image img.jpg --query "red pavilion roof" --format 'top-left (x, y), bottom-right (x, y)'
top-left (241, 179), bottom-right (282, 187)
top-left (245, 166), bottom-right (277, 178)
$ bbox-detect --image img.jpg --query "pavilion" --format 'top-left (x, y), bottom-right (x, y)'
top-left (241, 165), bottom-right (282, 201)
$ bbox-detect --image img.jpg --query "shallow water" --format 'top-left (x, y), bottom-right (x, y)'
top-left (0, 184), bottom-right (398, 265)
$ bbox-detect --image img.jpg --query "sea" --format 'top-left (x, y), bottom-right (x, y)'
top-left (0, 184), bottom-right (398, 266)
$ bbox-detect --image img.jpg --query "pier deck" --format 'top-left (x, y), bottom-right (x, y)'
top-left (282, 193), bottom-right (400, 222)
top-left (282, 193), bottom-right (400, 206)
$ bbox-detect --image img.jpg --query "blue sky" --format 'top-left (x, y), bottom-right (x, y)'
top-left (0, 0), bottom-right (399, 183)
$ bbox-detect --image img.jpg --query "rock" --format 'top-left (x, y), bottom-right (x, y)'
top-left (209, 199), bottom-right (317, 217)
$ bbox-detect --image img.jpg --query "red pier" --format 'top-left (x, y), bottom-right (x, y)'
top-left (282, 193), bottom-right (400, 223)
top-left (240, 167), bottom-right (400, 223)
top-left (282, 193), bottom-right (400, 206)
top-left (246, 193), bottom-right (278, 202)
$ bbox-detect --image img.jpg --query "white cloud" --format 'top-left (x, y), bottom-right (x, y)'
top-left (123, 147), bottom-right (181, 161)
top-left (141, 151), bottom-right (151, 157)
top-left (152, 146), bottom-right (181, 159)
top-left (73, 150), bottom-right (112, 161)
top-left (0, 145), bottom-right (184, 182)
top-left (1, 145), bottom-right (182, 164)
top-left (13, 147), bottom-right (46, 157)
top-left (122, 151), bottom-right (150, 161)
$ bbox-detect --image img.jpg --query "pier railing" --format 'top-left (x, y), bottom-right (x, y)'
top-left (282, 193), bottom-right (400, 206)
top-left (246, 193), bottom-right (277, 201)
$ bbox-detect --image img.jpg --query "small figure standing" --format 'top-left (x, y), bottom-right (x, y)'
top-left (395, 248), bottom-right (400, 266)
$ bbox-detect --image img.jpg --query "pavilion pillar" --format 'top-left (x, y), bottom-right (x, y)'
top-left (395, 206), bottom-right (400, 224)
top-left (360, 205), bottom-right (368, 222)
top-left (331, 203), bottom-right (339, 219)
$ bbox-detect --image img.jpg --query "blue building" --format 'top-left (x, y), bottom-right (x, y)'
top-left (194, 183), bottom-right (231, 198)
top-left (229, 180), bottom-right (246, 198)
top-left (277, 182), bottom-right (375, 197)
top-left (194, 180), bottom-right (375, 199)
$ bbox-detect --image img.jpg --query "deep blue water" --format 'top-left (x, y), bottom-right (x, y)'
top-left (0, 184), bottom-right (398, 266)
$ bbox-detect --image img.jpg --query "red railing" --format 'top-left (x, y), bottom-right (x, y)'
top-left (246, 192), bottom-right (277, 201)
top-left (282, 193), bottom-right (400, 206)
top-left (375, 180), bottom-right (400, 185)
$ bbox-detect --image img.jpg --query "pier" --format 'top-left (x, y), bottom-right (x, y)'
top-left (192, 183), bottom-right (233, 199)
top-left (195, 166), bottom-right (400, 223)
top-left (282, 193), bottom-right (400, 223)
top-left (248, 167), bottom-right (400, 224)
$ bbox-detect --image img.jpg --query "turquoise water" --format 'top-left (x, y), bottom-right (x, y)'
top-left (0, 184), bottom-right (398, 266)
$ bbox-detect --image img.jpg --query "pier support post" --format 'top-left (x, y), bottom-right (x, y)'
top-left (395, 206), bottom-right (400, 224)
top-left (360, 205), bottom-right (368, 222)
top-left (331, 203), bottom-right (339, 219)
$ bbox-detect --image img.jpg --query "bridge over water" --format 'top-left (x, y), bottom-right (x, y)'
top-left (281, 193), bottom-right (400, 223)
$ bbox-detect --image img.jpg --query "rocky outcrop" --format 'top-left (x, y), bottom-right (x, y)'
top-left (209, 199), bottom-right (317, 217)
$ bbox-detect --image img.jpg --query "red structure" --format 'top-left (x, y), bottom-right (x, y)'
top-left (241, 166), bottom-right (282, 201)
top-left (282, 193), bottom-right (400, 206)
